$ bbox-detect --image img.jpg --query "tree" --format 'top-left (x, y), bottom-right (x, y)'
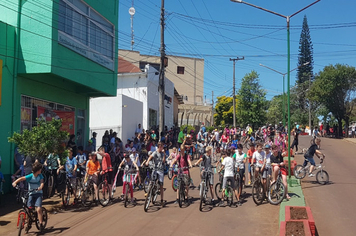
top-left (8, 119), bottom-right (69, 162)
top-left (266, 94), bottom-right (285, 125)
top-left (309, 64), bottom-right (356, 136)
top-left (237, 71), bottom-right (267, 129)
top-left (214, 96), bottom-right (238, 126)
top-left (297, 15), bottom-right (314, 85)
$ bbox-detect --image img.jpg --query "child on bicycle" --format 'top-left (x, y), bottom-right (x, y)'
top-left (12, 162), bottom-right (45, 230)
top-left (218, 147), bottom-right (239, 207)
top-left (303, 138), bottom-right (325, 177)
top-left (232, 144), bottom-right (246, 205)
top-left (85, 152), bottom-right (100, 202)
top-left (170, 145), bottom-right (192, 204)
top-left (119, 152), bottom-right (139, 204)
top-left (270, 144), bottom-right (290, 200)
top-left (247, 143), bottom-right (256, 186)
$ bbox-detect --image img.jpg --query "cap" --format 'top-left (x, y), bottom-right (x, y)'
top-left (264, 144), bottom-right (271, 149)
top-left (132, 148), bottom-right (136, 152)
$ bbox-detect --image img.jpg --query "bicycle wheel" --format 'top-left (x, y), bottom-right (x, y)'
top-left (98, 181), bottom-right (110, 207)
top-left (35, 207), bottom-right (48, 231)
top-left (214, 183), bottom-right (222, 200)
top-left (17, 210), bottom-right (26, 236)
top-left (178, 182), bottom-right (185, 208)
top-left (152, 185), bottom-right (159, 204)
top-left (47, 175), bottom-right (54, 198)
top-left (294, 165), bottom-right (307, 179)
top-left (268, 180), bottom-right (286, 205)
top-left (199, 183), bottom-right (205, 211)
top-left (143, 176), bottom-right (150, 193)
top-left (62, 185), bottom-right (70, 207)
top-left (316, 170), bottom-right (329, 185)
top-left (124, 183), bottom-right (129, 208)
top-left (172, 175), bottom-right (178, 192)
top-left (252, 180), bottom-right (264, 205)
top-left (168, 169), bottom-right (173, 180)
top-left (144, 184), bottom-right (153, 212)
top-left (82, 185), bottom-right (94, 207)
top-left (226, 187), bottom-right (234, 206)
top-left (75, 178), bottom-right (83, 199)
top-left (235, 175), bottom-right (240, 195)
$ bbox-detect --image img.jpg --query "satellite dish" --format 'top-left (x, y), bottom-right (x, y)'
top-left (129, 7), bottom-right (135, 16)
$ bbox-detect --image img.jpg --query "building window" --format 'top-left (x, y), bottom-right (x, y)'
top-left (149, 109), bottom-right (157, 128)
top-left (21, 95), bottom-right (77, 135)
top-left (58, 0), bottom-right (115, 70)
top-left (177, 66), bottom-right (185, 74)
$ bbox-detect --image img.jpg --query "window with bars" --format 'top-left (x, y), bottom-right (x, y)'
top-left (177, 66), bottom-right (185, 75)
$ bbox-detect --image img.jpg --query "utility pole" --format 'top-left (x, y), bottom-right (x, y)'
top-left (194, 58), bottom-right (196, 105)
top-left (212, 91), bottom-right (214, 126)
top-left (159, 0), bottom-right (165, 138)
top-left (230, 57), bottom-right (244, 127)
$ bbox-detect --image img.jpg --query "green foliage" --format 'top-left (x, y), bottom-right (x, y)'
top-left (309, 64), bottom-right (356, 135)
top-left (180, 125), bottom-right (195, 134)
top-left (214, 96), bottom-right (237, 126)
top-left (8, 118), bottom-right (69, 161)
top-left (206, 126), bottom-right (215, 133)
top-left (266, 94), bottom-right (285, 125)
top-left (237, 70), bottom-right (267, 129)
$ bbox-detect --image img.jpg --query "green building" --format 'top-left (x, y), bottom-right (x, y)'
top-left (0, 0), bottom-right (118, 192)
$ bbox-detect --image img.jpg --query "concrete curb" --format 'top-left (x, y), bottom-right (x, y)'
top-left (279, 177), bottom-right (306, 227)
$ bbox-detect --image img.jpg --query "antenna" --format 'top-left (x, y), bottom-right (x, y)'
top-left (129, 0), bottom-right (135, 50)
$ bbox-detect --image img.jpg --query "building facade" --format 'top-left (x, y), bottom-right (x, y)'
top-left (89, 62), bottom-right (175, 146)
top-left (118, 50), bottom-right (213, 127)
top-left (0, 0), bottom-right (118, 191)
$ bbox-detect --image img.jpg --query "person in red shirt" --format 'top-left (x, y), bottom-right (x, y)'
top-left (247, 143), bottom-right (256, 186)
top-left (98, 146), bottom-right (113, 199)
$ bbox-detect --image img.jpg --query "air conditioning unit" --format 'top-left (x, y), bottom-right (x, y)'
top-left (185, 96), bottom-right (188, 101)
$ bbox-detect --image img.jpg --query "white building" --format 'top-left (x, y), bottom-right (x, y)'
top-left (89, 60), bottom-right (174, 147)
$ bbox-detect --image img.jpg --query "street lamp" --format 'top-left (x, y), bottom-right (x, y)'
top-left (231, 0), bottom-right (320, 182)
top-left (259, 62), bottom-right (310, 127)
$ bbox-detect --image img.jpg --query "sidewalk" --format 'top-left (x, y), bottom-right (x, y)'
top-left (343, 138), bottom-right (356, 144)
top-left (0, 192), bottom-right (62, 235)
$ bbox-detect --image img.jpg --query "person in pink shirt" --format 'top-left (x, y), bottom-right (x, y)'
top-left (219, 130), bottom-right (229, 151)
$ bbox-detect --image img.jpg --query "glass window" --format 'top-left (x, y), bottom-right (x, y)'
top-left (58, 0), bottom-right (114, 62)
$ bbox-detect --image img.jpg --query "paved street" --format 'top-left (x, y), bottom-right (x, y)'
top-left (296, 136), bottom-right (356, 236)
top-left (4, 162), bottom-right (279, 236)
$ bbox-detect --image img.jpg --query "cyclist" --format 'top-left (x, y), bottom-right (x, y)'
top-left (270, 144), bottom-right (290, 200)
top-left (84, 152), bottom-right (100, 202)
top-left (12, 162), bottom-right (45, 230)
top-left (232, 144), bottom-right (246, 205)
top-left (130, 148), bottom-right (142, 190)
top-left (246, 143), bottom-right (256, 186)
top-left (44, 152), bottom-right (61, 196)
top-left (194, 146), bottom-right (216, 203)
top-left (218, 148), bottom-right (239, 207)
top-left (98, 146), bottom-right (113, 200)
top-left (303, 138), bottom-right (325, 177)
top-left (60, 148), bottom-right (78, 199)
top-left (252, 143), bottom-right (267, 194)
top-left (145, 142), bottom-right (166, 207)
top-left (170, 145), bottom-right (192, 204)
top-left (119, 153), bottom-right (139, 204)
top-left (76, 146), bottom-right (87, 179)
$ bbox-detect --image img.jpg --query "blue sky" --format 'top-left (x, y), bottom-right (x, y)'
top-left (118, 0), bottom-right (356, 101)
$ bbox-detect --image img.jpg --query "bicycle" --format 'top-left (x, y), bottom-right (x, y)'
top-left (142, 166), bottom-right (153, 193)
top-left (251, 166), bottom-right (265, 205)
top-left (168, 164), bottom-right (178, 180)
top-left (81, 176), bottom-right (96, 207)
top-left (62, 173), bottom-right (82, 207)
top-left (121, 170), bottom-right (138, 207)
top-left (267, 167), bottom-right (286, 205)
top-left (42, 166), bottom-right (54, 199)
top-left (16, 187), bottom-right (48, 235)
top-left (214, 171), bottom-right (224, 201)
top-left (199, 167), bottom-right (215, 211)
top-left (144, 168), bottom-right (161, 212)
top-left (176, 167), bottom-right (191, 208)
top-left (12, 175), bottom-right (27, 203)
top-left (294, 158), bottom-right (329, 185)
top-left (98, 168), bottom-right (115, 207)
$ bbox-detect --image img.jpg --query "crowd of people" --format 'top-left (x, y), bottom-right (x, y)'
top-left (10, 121), bottom-right (328, 233)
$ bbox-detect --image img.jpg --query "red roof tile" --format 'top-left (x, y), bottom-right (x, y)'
top-left (118, 56), bottom-right (141, 73)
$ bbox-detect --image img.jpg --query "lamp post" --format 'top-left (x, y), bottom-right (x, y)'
top-left (231, 0), bottom-right (320, 182)
top-left (259, 62), bottom-right (310, 127)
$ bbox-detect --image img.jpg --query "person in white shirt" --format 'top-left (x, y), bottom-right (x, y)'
top-left (218, 148), bottom-right (239, 207)
top-left (252, 143), bottom-right (268, 195)
top-left (135, 124), bottom-right (142, 135)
